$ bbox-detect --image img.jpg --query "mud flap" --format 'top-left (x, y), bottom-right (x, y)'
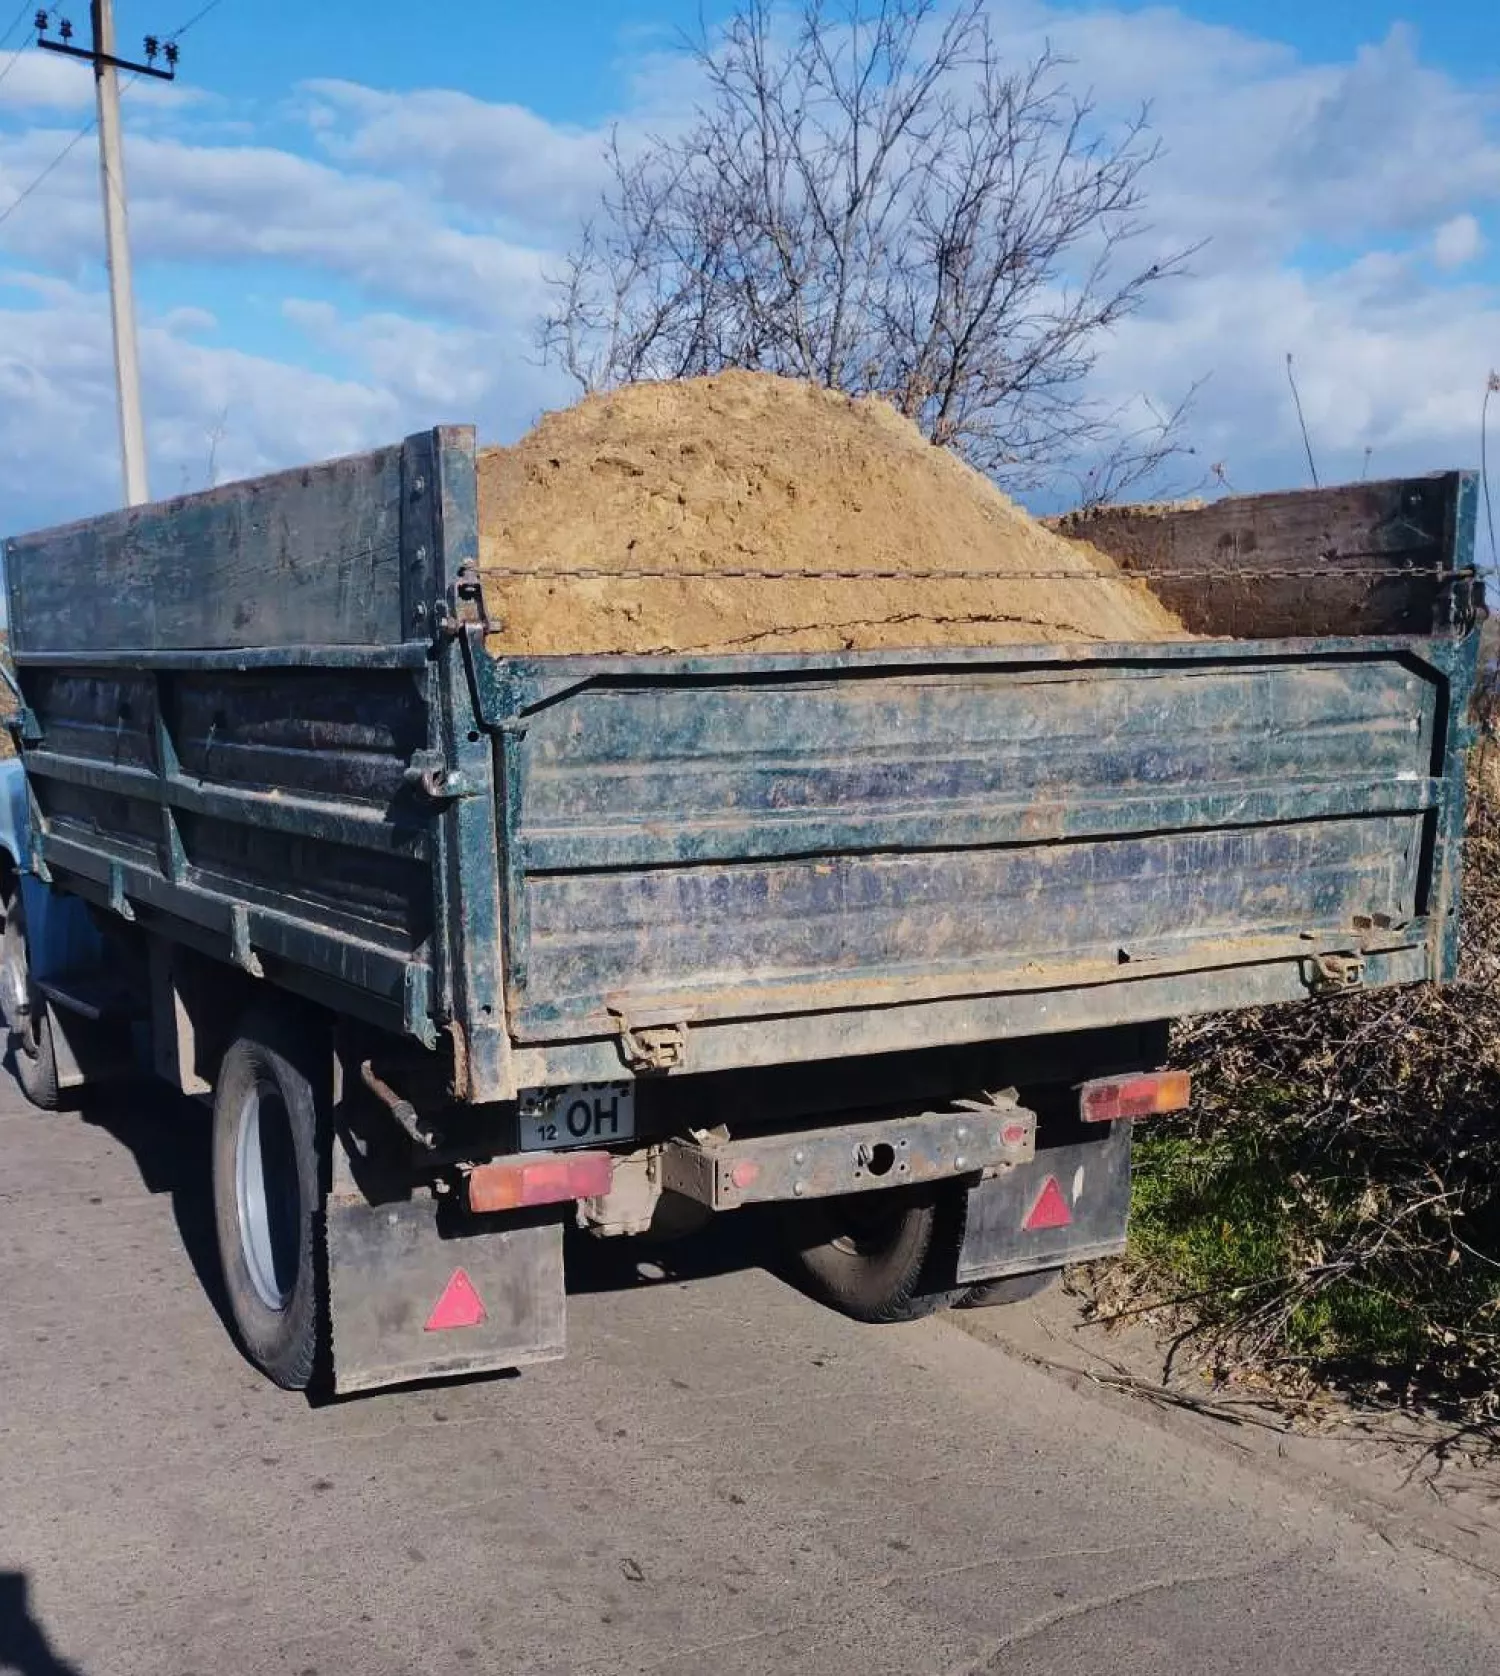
top-left (956, 1120), bottom-right (1133, 1285)
top-left (326, 1190), bottom-right (567, 1394)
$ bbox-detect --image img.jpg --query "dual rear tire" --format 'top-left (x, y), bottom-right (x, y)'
top-left (217, 1080), bottom-right (1053, 1385)
top-left (783, 1186), bottom-right (1058, 1321)
top-left (8, 910), bottom-right (1050, 1381)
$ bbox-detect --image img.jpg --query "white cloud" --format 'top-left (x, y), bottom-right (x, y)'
top-left (0, 46), bottom-right (203, 113)
top-left (281, 297), bottom-right (565, 428)
top-left (1434, 213), bottom-right (1484, 271)
top-left (0, 275), bottom-right (401, 522)
top-left (0, 128), bottom-right (554, 322)
top-left (0, 1), bottom-right (1497, 542)
top-left (159, 304), bottom-right (217, 335)
top-left (0, 49), bottom-right (99, 112)
top-left (962, 11), bottom-right (1500, 286)
top-left (1094, 258), bottom-right (1500, 491)
top-left (301, 80), bottom-right (612, 234)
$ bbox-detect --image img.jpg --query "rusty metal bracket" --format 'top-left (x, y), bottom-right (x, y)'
top-left (660, 1096), bottom-right (1037, 1210)
top-left (229, 903), bottom-right (263, 978)
top-left (360, 1059), bottom-right (441, 1151)
top-left (1302, 951), bottom-right (1366, 996)
top-left (107, 861), bottom-right (135, 923)
top-left (608, 1008), bottom-right (688, 1073)
top-left (432, 561), bottom-right (494, 642)
top-left (403, 748), bottom-right (471, 802)
top-left (446, 1018), bottom-right (471, 1103)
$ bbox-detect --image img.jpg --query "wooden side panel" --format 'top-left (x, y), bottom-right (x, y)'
top-left (5, 444), bottom-right (411, 652)
top-left (1055, 472), bottom-right (1480, 639)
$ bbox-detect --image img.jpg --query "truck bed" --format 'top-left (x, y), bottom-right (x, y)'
top-left (3, 429), bottom-right (1481, 1102)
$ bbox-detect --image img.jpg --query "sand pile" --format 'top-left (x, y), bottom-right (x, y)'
top-left (476, 372), bottom-right (1184, 656)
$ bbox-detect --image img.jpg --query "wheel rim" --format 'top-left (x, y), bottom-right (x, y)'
top-left (234, 1075), bottom-right (301, 1312)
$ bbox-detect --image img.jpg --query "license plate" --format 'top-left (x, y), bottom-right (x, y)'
top-left (518, 1082), bottom-right (636, 1152)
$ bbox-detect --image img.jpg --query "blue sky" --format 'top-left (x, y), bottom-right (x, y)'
top-left (2, 0), bottom-right (1498, 542)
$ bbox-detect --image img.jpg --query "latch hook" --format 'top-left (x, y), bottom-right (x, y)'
top-left (608, 1007), bottom-right (688, 1073)
top-left (1302, 951), bottom-right (1366, 996)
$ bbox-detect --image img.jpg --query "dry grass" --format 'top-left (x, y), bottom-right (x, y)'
top-left (1088, 713), bottom-right (1500, 1432)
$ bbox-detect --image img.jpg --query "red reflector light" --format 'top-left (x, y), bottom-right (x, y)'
top-left (468, 1151), bottom-right (614, 1214)
top-left (1023, 1176), bottom-right (1073, 1231)
top-left (1080, 1069), bottom-right (1191, 1124)
top-left (425, 1268), bottom-right (488, 1332)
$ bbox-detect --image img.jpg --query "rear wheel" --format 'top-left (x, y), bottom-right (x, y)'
top-left (212, 1017), bottom-right (325, 1390)
top-left (783, 1186), bottom-right (969, 1323)
top-left (959, 1267), bottom-right (1061, 1310)
top-left (1, 888), bottom-right (61, 1112)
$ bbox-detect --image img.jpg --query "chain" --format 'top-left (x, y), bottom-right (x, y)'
top-left (479, 564), bottom-right (1471, 584)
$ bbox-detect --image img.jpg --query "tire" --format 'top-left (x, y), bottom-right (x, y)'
top-left (211, 1015), bottom-right (326, 1390)
top-left (959, 1267), bottom-right (1061, 1310)
top-left (783, 1185), bottom-right (969, 1324)
top-left (2, 888), bottom-right (62, 1112)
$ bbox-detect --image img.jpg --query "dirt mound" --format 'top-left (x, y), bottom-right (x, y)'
top-left (476, 372), bottom-right (1185, 656)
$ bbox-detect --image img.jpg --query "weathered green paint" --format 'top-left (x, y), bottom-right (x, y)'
top-left (427, 429), bottom-right (514, 1101)
top-left (2, 436), bottom-right (1481, 1097)
top-left (5, 443), bottom-right (412, 652)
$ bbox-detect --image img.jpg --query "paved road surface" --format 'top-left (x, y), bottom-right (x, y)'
top-left (2, 1072), bottom-right (1497, 1676)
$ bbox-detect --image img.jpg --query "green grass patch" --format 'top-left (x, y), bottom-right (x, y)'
top-left (1099, 734), bottom-right (1500, 1425)
top-left (1129, 1117), bottom-right (1438, 1368)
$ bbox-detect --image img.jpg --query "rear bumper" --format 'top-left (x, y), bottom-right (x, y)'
top-left (658, 1097), bottom-right (1036, 1210)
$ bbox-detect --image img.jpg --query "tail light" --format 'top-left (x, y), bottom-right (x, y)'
top-left (467, 1151), bottom-right (613, 1213)
top-left (1079, 1069), bottom-right (1191, 1123)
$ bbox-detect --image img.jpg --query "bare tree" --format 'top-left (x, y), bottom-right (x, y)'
top-left (543, 0), bottom-right (1200, 502)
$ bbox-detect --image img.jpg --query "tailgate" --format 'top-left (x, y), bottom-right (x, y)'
top-left (486, 641), bottom-right (1469, 1069)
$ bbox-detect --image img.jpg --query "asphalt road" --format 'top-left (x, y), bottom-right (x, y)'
top-left (2, 1071), bottom-right (1497, 1676)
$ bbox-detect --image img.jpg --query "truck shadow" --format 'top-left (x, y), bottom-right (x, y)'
top-left (12, 1062), bottom-right (797, 1380)
top-left (67, 1078), bottom-right (237, 1341)
top-left (563, 1205), bottom-right (789, 1296)
top-left (0, 1573), bottom-right (87, 1676)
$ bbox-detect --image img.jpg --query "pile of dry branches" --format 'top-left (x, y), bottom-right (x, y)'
top-left (1101, 745), bottom-right (1500, 1426)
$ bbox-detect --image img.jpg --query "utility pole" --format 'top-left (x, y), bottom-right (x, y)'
top-left (36, 6), bottom-right (181, 507)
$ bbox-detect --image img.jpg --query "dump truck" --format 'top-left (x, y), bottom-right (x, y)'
top-left (0, 430), bottom-right (1482, 1393)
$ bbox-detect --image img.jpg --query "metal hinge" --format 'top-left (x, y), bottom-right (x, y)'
top-left (432, 562), bottom-right (493, 642)
top-left (1302, 951), bottom-right (1366, 996)
top-left (608, 1007), bottom-right (688, 1073)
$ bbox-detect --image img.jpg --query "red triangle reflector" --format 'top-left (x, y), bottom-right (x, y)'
top-left (425, 1268), bottom-right (488, 1332)
top-left (1023, 1176), bottom-right (1072, 1232)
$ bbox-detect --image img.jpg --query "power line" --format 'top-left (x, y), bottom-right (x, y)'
top-left (0, 113), bottom-right (96, 230)
top-left (0, 0), bottom-right (224, 234)
top-left (0, 0), bottom-right (31, 51)
top-left (167, 0), bottom-right (227, 42)
top-left (1284, 352), bottom-right (1320, 489)
top-left (0, 0), bottom-right (37, 92)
